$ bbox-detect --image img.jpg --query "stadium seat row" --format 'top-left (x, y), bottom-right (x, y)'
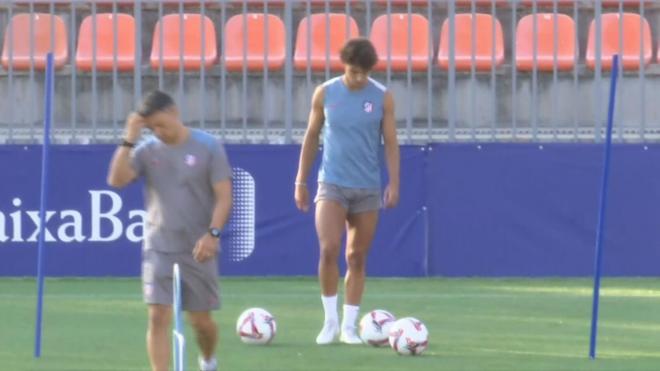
top-left (5, 1), bottom-right (652, 7)
top-left (1, 11), bottom-right (655, 73)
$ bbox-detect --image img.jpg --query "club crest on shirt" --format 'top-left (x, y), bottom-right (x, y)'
top-left (363, 100), bottom-right (373, 113)
top-left (184, 154), bottom-right (197, 167)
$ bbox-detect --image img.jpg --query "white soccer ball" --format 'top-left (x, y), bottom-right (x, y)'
top-left (388, 317), bottom-right (429, 356)
top-left (236, 307), bottom-right (277, 345)
top-left (359, 309), bottom-right (396, 346)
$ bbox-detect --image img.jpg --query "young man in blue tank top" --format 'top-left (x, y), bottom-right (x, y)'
top-left (294, 38), bottom-right (400, 345)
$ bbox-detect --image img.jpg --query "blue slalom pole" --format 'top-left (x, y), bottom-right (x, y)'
top-left (173, 264), bottom-right (185, 371)
top-left (589, 54), bottom-right (619, 360)
top-left (34, 52), bottom-right (54, 358)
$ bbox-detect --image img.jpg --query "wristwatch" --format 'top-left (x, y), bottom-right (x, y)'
top-left (208, 227), bottom-right (222, 239)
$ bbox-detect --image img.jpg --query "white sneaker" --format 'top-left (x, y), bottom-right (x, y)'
top-left (315, 320), bottom-right (339, 345)
top-left (339, 327), bottom-right (363, 345)
top-left (198, 356), bottom-right (217, 371)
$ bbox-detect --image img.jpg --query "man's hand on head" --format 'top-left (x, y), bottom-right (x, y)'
top-left (125, 112), bottom-right (146, 143)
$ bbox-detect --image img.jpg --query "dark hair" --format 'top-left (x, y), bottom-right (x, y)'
top-left (340, 37), bottom-right (378, 71)
top-left (137, 90), bottom-right (175, 117)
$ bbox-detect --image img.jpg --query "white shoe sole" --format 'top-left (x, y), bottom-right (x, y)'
top-left (339, 333), bottom-right (363, 345)
top-left (316, 326), bottom-right (339, 345)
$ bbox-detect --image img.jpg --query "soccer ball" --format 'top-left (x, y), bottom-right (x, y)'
top-left (236, 307), bottom-right (277, 345)
top-left (359, 309), bottom-right (396, 346)
top-left (388, 317), bottom-right (428, 356)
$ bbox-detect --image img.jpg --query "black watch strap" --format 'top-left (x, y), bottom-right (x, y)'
top-left (208, 227), bottom-right (222, 238)
top-left (120, 140), bottom-right (135, 148)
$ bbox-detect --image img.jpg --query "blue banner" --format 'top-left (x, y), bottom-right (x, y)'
top-left (426, 143), bottom-right (660, 276)
top-left (1, 144), bottom-right (659, 277)
top-left (0, 145), bottom-right (426, 277)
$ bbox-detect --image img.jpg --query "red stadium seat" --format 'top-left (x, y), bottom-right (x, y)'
top-left (369, 13), bottom-right (431, 72)
top-left (294, 13), bottom-right (359, 71)
top-left (223, 13), bottom-right (286, 72)
top-left (438, 13), bottom-right (504, 71)
top-left (150, 13), bottom-right (217, 71)
top-left (516, 13), bottom-right (576, 71)
top-left (1, 13), bottom-right (68, 71)
top-left (76, 13), bottom-right (136, 72)
top-left (586, 13), bottom-right (652, 70)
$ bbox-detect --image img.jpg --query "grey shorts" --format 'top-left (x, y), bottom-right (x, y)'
top-left (142, 249), bottom-right (220, 312)
top-left (314, 182), bottom-right (382, 214)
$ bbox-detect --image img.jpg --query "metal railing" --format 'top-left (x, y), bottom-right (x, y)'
top-left (0, 0), bottom-right (658, 144)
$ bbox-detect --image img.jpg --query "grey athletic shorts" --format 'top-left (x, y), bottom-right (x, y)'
top-left (314, 182), bottom-right (382, 214)
top-left (142, 249), bottom-right (220, 311)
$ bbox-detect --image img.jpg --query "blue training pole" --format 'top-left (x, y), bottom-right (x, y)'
top-left (34, 52), bottom-right (55, 358)
top-left (589, 54), bottom-right (620, 360)
top-left (173, 264), bottom-right (185, 371)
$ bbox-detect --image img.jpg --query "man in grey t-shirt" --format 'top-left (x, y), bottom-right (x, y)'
top-left (107, 91), bottom-right (232, 371)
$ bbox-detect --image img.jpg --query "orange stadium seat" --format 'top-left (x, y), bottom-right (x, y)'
top-left (516, 13), bottom-right (576, 71)
top-left (437, 13), bottom-right (504, 71)
top-left (294, 13), bottom-right (359, 71)
top-left (374, 0), bottom-right (440, 4)
top-left (229, 0), bottom-right (287, 6)
top-left (87, 0), bottom-right (144, 5)
top-left (369, 13), bottom-right (431, 72)
top-left (296, 0), bottom-right (359, 5)
top-left (601, 0), bottom-right (647, 6)
top-left (518, 0), bottom-right (579, 6)
top-left (9, 0), bottom-right (73, 6)
top-left (586, 13), bottom-right (652, 70)
top-left (150, 14), bottom-right (217, 71)
top-left (92, 0), bottom-right (220, 5)
top-left (455, 0), bottom-right (509, 6)
top-left (1, 13), bottom-right (68, 71)
top-left (223, 13), bottom-right (286, 72)
top-left (76, 13), bottom-right (136, 72)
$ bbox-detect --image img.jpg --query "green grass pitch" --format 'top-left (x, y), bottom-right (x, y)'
top-left (1, 277), bottom-right (660, 370)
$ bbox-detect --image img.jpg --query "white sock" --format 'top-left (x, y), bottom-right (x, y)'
top-left (321, 295), bottom-right (338, 324)
top-left (198, 356), bottom-right (217, 371)
top-left (341, 304), bottom-right (360, 331)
